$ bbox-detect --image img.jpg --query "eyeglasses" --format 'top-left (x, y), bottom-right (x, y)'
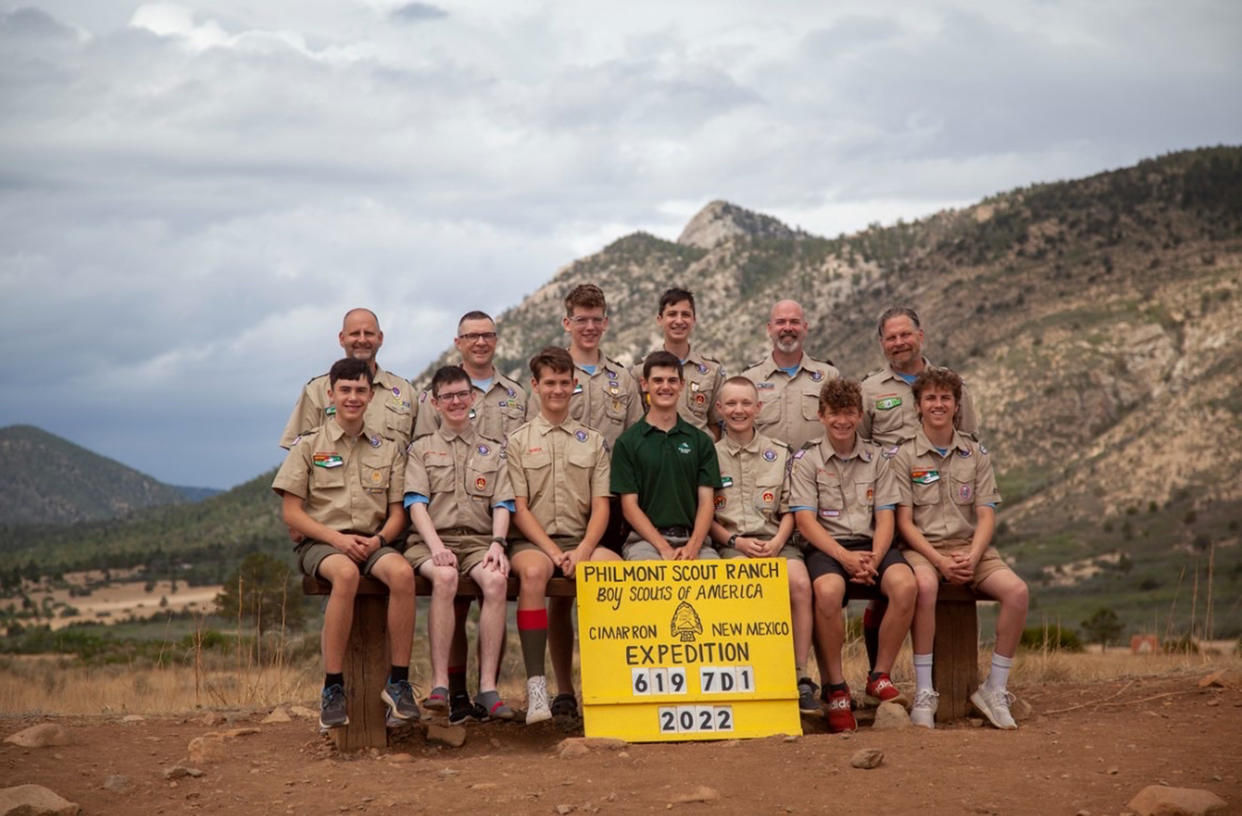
top-left (434, 389), bottom-right (472, 403)
top-left (458, 332), bottom-right (497, 342)
top-left (569, 316), bottom-right (606, 326)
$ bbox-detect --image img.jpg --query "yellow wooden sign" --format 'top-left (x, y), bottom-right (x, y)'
top-left (577, 558), bottom-right (801, 742)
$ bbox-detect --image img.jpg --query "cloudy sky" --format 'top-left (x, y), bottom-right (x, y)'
top-left (1, 0), bottom-right (1239, 489)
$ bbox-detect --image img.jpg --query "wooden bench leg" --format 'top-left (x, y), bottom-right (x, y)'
top-left (932, 597), bottom-right (978, 722)
top-left (331, 593), bottom-right (390, 752)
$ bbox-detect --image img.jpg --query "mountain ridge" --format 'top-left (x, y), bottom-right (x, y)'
top-left (5, 146), bottom-right (1241, 636)
top-left (0, 424), bottom-right (217, 526)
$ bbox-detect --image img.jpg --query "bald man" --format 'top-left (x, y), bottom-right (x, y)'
top-left (740, 300), bottom-right (840, 451)
top-left (279, 308), bottom-right (417, 450)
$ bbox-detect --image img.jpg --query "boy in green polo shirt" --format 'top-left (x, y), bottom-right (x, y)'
top-left (611, 351), bottom-right (722, 561)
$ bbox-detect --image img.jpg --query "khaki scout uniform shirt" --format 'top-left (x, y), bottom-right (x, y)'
top-left (632, 347), bottom-right (726, 433)
top-left (712, 432), bottom-right (789, 539)
top-left (789, 434), bottom-right (898, 541)
top-left (859, 359), bottom-right (979, 445)
top-left (528, 351), bottom-right (643, 449)
top-left (506, 414), bottom-right (611, 541)
top-left (741, 352), bottom-right (841, 451)
top-left (892, 429), bottom-right (1000, 546)
top-left (271, 421), bottom-right (404, 533)
top-left (412, 369), bottom-right (529, 442)
top-left (403, 424), bottom-right (513, 543)
top-left (278, 366), bottom-right (416, 450)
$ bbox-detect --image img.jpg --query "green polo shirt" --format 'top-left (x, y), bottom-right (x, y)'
top-left (610, 415), bottom-right (722, 528)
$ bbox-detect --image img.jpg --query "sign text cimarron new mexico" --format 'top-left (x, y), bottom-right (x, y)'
top-left (577, 558), bottom-right (800, 742)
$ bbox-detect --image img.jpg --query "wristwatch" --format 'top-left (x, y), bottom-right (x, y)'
top-left (375, 533), bottom-right (388, 548)
top-left (727, 533), bottom-right (739, 548)
top-left (491, 537), bottom-right (507, 547)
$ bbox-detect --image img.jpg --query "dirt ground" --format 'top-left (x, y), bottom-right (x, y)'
top-left (2, 674), bottom-right (1238, 816)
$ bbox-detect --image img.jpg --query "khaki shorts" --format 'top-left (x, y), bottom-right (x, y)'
top-left (295, 540), bottom-right (402, 578)
top-left (719, 545), bottom-right (803, 562)
top-left (509, 535), bottom-right (580, 559)
top-left (404, 534), bottom-right (494, 577)
top-left (622, 532), bottom-right (720, 561)
top-left (901, 544), bottom-right (1011, 589)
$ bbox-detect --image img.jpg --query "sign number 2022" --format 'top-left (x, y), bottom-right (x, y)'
top-left (658, 705), bottom-right (734, 734)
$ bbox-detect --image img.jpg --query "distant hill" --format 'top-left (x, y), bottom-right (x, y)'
top-left (170, 485), bottom-right (224, 502)
top-left (414, 146), bottom-right (1242, 636)
top-left (3, 149), bottom-right (1239, 639)
top-left (0, 468), bottom-right (286, 586)
top-left (0, 425), bottom-right (216, 525)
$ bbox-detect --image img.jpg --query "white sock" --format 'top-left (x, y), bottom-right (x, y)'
top-left (913, 653), bottom-right (934, 692)
top-left (986, 653), bottom-right (1013, 691)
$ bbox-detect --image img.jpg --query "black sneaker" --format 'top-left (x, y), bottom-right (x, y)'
top-left (320, 683), bottom-right (349, 729)
top-left (448, 693), bottom-right (487, 725)
top-left (550, 692), bottom-right (579, 719)
top-left (381, 678), bottom-right (421, 722)
top-left (797, 677), bottom-right (820, 714)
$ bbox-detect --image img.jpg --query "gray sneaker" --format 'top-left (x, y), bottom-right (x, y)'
top-left (476, 690), bottom-right (515, 721)
top-left (320, 683), bottom-right (349, 729)
top-left (381, 678), bottom-right (420, 722)
top-left (971, 686), bottom-right (1018, 730)
top-left (796, 677), bottom-right (820, 714)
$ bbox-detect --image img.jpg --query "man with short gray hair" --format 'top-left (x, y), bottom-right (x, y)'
top-left (859, 306), bottom-right (977, 445)
top-left (740, 299), bottom-right (840, 451)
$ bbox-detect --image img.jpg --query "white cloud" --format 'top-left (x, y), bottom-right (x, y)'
top-left (1, 0), bottom-right (1239, 486)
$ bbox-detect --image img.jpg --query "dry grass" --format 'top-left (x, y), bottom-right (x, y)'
top-left (0, 655), bottom-right (317, 716)
top-left (2, 630), bottom-right (1237, 716)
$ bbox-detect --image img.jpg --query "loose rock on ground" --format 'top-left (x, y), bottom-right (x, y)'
top-left (1127, 785), bottom-right (1228, 816)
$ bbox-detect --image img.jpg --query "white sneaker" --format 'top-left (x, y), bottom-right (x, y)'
top-left (971, 686), bottom-right (1017, 730)
top-left (525, 676), bottom-right (552, 725)
top-left (910, 688), bottom-right (939, 729)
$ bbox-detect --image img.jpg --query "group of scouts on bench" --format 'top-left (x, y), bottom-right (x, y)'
top-left (272, 285), bottom-right (1030, 735)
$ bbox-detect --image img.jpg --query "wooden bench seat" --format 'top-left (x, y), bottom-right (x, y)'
top-left (302, 574), bottom-right (981, 749)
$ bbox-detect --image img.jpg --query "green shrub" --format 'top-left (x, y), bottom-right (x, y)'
top-left (1020, 624), bottom-right (1083, 652)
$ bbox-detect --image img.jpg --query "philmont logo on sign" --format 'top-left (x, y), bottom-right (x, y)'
top-left (671, 602), bottom-right (702, 642)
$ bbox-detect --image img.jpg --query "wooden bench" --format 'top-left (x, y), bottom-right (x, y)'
top-left (845, 582), bottom-right (982, 722)
top-left (302, 574), bottom-right (575, 751)
top-left (303, 575), bottom-right (981, 749)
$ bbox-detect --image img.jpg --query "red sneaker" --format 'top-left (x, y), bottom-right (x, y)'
top-left (865, 672), bottom-right (908, 706)
top-left (824, 689), bottom-right (857, 733)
